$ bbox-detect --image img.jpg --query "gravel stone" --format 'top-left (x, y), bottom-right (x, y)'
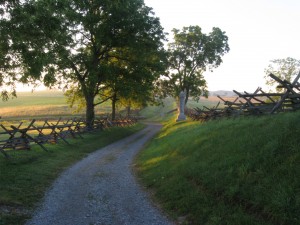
top-left (26, 123), bottom-right (174, 225)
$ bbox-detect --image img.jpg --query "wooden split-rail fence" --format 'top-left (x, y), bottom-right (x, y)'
top-left (187, 72), bottom-right (300, 121)
top-left (0, 117), bottom-right (137, 158)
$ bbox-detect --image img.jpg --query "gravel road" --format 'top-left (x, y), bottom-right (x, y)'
top-left (26, 123), bottom-right (173, 225)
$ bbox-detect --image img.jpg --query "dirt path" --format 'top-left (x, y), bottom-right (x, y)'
top-left (26, 123), bottom-right (173, 225)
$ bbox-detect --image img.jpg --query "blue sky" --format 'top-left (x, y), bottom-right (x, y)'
top-left (144, 0), bottom-right (300, 91)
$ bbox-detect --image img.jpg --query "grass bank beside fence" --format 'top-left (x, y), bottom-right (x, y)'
top-left (136, 112), bottom-right (300, 225)
top-left (0, 123), bottom-right (144, 225)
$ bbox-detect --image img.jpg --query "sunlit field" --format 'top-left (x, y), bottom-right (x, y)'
top-left (0, 90), bottom-right (236, 121)
top-left (187, 95), bottom-right (234, 109)
top-left (0, 91), bottom-right (112, 120)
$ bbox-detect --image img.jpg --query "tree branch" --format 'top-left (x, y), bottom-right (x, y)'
top-left (69, 60), bottom-right (84, 82)
top-left (188, 63), bottom-right (199, 78)
top-left (94, 95), bottom-right (114, 106)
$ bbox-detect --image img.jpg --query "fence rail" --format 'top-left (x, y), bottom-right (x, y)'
top-left (0, 116), bottom-right (137, 158)
top-left (186, 72), bottom-right (300, 121)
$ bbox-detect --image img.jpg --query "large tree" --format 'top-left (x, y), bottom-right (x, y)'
top-left (158, 25), bottom-right (229, 104)
top-left (65, 44), bottom-right (166, 120)
top-left (0, 0), bottom-right (165, 126)
top-left (264, 57), bottom-right (300, 92)
top-left (105, 45), bottom-right (165, 120)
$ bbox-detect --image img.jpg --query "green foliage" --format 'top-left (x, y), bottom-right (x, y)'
top-left (0, 0), bottom-right (166, 125)
top-left (64, 86), bottom-right (86, 113)
top-left (0, 1), bottom-right (17, 101)
top-left (0, 123), bottom-right (144, 225)
top-left (157, 26), bottom-right (229, 103)
top-left (136, 113), bottom-right (300, 225)
top-left (264, 57), bottom-right (300, 92)
top-left (101, 47), bottom-right (166, 119)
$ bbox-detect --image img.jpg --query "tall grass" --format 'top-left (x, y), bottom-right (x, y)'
top-left (136, 112), bottom-right (300, 225)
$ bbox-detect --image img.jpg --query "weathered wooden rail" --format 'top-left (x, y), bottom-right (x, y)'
top-left (187, 72), bottom-right (300, 121)
top-left (0, 117), bottom-right (137, 158)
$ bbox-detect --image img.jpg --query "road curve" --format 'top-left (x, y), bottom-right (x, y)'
top-left (26, 123), bottom-right (173, 225)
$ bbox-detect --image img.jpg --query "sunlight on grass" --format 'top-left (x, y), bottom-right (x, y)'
top-left (136, 112), bottom-right (300, 225)
top-left (158, 120), bottom-right (198, 139)
top-left (143, 155), bottom-right (169, 167)
top-left (0, 90), bottom-right (113, 119)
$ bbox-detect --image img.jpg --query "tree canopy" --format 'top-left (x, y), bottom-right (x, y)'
top-left (0, 0), bottom-right (20, 100)
top-left (0, 0), bottom-right (166, 125)
top-left (264, 57), bottom-right (300, 92)
top-left (158, 25), bottom-right (229, 104)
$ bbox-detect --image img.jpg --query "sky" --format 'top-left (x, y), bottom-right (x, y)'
top-left (144, 0), bottom-right (300, 91)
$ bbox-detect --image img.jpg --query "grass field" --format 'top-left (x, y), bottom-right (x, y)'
top-left (0, 91), bottom-right (66, 107)
top-left (0, 90), bottom-right (231, 120)
top-left (0, 91), bottom-right (112, 119)
top-left (136, 112), bottom-right (300, 225)
top-left (3, 91), bottom-right (289, 225)
top-left (187, 96), bottom-right (224, 109)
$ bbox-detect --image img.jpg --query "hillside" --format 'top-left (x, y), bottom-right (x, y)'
top-left (136, 112), bottom-right (300, 225)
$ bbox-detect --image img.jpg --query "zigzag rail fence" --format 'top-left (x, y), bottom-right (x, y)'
top-left (186, 72), bottom-right (300, 121)
top-left (0, 116), bottom-right (138, 158)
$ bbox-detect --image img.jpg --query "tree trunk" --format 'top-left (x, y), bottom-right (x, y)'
top-left (126, 105), bottom-right (131, 117)
top-left (111, 93), bottom-right (117, 121)
top-left (85, 95), bottom-right (95, 130)
top-left (184, 88), bottom-right (190, 105)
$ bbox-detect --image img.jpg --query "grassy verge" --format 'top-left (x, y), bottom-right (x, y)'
top-left (0, 123), bottom-right (144, 225)
top-left (136, 113), bottom-right (300, 225)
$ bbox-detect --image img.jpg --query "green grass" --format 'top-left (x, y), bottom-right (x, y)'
top-left (0, 123), bottom-right (144, 225)
top-left (136, 112), bottom-right (300, 225)
top-left (139, 97), bottom-right (177, 122)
